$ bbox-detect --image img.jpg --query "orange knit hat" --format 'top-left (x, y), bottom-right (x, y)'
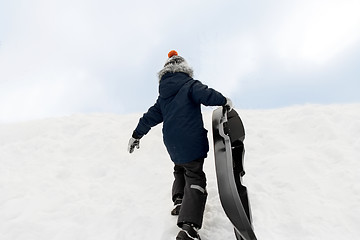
top-left (168, 50), bottom-right (178, 58)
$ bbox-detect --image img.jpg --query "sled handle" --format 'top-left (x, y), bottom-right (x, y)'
top-left (221, 106), bottom-right (230, 136)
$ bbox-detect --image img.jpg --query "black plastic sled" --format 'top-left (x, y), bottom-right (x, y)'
top-left (212, 107), bottom-right (257, 240)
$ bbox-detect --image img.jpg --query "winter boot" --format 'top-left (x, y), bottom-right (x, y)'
top-left (176, 223), bottom-right (201, 240)
top-left (171, 196), bottom-right (182, 216)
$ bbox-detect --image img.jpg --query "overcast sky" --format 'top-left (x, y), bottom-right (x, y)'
top-left (1, 0), bottom-right (360, 122)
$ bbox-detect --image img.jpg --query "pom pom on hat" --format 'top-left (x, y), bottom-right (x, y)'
top-left (168, 50), bottom-right (178, 58)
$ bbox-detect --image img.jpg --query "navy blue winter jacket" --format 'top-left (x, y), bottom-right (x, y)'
top-left (134, 72), bottom-right (226, 164)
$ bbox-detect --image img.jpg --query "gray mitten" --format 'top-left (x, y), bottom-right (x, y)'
top-left (128, 137), bottom-right (140, 153)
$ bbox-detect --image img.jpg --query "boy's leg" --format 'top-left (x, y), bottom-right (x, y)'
top-left (172, 164), bottom-right (185, 201)
top-left (177, 158), bottom-right (208, 229)
top-left (171, 164), bottom-right (185, 215)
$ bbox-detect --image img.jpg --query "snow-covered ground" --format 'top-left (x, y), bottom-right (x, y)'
top-left (0, 104), bottom-right (359, 240)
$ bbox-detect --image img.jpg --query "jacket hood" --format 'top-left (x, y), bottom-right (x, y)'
top-left (159, 72), bottom-right (192, 99)
top-left (158, 58), bottom-right (194, 81)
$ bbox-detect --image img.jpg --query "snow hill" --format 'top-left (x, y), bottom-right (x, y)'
top-left (0, 104), bottom-right (359, 240)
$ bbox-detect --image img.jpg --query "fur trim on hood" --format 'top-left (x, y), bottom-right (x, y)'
top-left (158, 56), bottom-right (194, 81)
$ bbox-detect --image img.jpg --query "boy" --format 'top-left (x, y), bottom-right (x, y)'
top-left (128, 50), bottom-right (232, 240)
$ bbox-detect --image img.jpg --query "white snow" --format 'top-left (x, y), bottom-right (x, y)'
top-left (0, 104), bottom-right (359, 240)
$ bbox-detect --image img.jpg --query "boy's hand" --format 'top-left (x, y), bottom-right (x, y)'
top-left (224, 98), bottom-right (233, 112)
top-left (128, 137), bottom-right (140, 153)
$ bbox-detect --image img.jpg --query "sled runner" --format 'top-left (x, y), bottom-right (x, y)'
top-left (212, 107), bottom-right (257, 240)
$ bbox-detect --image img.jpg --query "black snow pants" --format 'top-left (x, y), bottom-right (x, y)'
top-left (172, 158), bottom-right (208, 229)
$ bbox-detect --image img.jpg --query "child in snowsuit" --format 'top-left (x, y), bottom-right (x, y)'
top-left (128, 50), bottom-right (232, 240)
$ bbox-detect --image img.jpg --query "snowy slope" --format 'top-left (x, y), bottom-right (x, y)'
top-left (0, 104), bottom-right (359, 240)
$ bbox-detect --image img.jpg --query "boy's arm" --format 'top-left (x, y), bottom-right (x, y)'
top-left (129, 100), bottom-right (163, 154)
top-left (190, 80), bottom-right (227, 106)
top-left (133, 99), bottom-right (163, 139)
